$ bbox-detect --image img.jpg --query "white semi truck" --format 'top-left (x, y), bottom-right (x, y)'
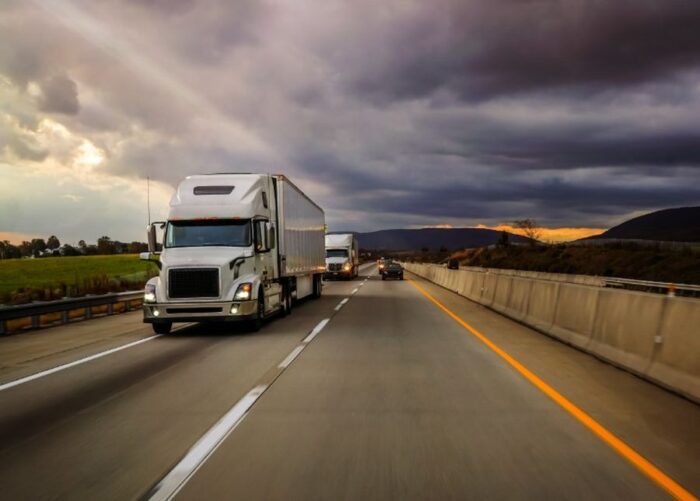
top-left (141, 173), bottom-right (325, 334)
top-left (324, 233), bottom-right (359, 279)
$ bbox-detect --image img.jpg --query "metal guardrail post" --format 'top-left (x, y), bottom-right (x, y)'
top-left (31, 315), bottom-right (40, 329)
top-left (0, 320), bottom-right (6, 335)
top-left (61, 311), bottom-right (68, 324)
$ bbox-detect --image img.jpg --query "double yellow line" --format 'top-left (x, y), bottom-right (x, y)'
top-left (408, 278), bottom-right (696, 501)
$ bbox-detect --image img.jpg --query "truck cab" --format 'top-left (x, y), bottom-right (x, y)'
top-left (141, 174), bottom-right (325, 334)
top-left (324, 233), bottom-right (359, 279)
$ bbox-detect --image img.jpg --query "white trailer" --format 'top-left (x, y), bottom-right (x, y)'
top-left (141, 174), bottom-right (325, 333)
top-left (324, 233), bottom-right (359, 279)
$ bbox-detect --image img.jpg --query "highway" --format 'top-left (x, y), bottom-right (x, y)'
top-left (0, 263), bottom-right (698, 500)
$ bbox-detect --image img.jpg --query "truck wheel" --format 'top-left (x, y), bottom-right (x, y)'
top-left (281, 284), bottom-right (292, 316)
top-left (250, 289), bottom-right (265, 332)
top-left (152, 322), bottom-right (172, 335)
top-left (312, 274), bottom-right (322, 298)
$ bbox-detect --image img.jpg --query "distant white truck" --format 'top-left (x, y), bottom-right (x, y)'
top-left (324, 233), bottom-right (359, 279)
top-left (141, 173), bottom-right (325, 334)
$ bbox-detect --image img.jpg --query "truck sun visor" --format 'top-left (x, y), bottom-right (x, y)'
top-left (193, 185), bottom-right (234, 195)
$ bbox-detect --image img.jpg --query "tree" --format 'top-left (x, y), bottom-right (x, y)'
top-left (47, 235), bottom-right (61, 250)
top-left (18, 241), bottom-right (33, 257)
top-left (513, 219), bottom-right (542, 245)
top-left (0, 240), bottom-right (20, 259)
top-left (78, 240), bottom-right (87, 249)
top-left (97, 236), bottom-right (115, 254)
top-left (497, 231), bottom-right (510, 247)
top-left (31, 238), bottom-right (47, 256)
top-left (61, 244), bottom-right (81, 256)
top-left (128, 241), bottom-right (148, 254)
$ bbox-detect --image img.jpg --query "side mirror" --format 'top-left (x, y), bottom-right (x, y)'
top-left (266, 222), bottom-right (276, 249)
top-left (147, 222), bottom-right (165, 253)
top-left (140, 251), bottom-right (162, 269)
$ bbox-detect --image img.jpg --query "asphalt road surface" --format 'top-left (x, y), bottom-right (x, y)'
top-left (0, 263), bottom-right (698, 500)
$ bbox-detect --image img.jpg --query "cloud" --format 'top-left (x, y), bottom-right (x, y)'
top-left (329, 0), bottom-right (700, 103)
top-left (0, 0), bottom-right (699, 243)
top-left (38, 75), bottom-right (80, 115)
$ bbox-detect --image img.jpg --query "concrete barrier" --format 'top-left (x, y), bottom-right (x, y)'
top-left (550, 285), bottom-right (599, 349)
top-left (404, 262), bottom-right (700, 403)
top-left (524, 280), bottom-right (559, 334)
top-left (491, 276), bottom-right (512, 315)
top-left (588, 290), bottom-right (665, 375)
top-left (502, 277), bottom-right (531, 322)
top-left (648, 298), bottom-right (700, 402)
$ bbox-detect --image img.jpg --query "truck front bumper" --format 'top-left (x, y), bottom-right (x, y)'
top-left (324, 270), bottom-right (352, 279)
top-left (143, 300), bottom-right (258, 323)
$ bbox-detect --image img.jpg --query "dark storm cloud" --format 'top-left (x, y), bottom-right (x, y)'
top-left (2, 0), bottom-right (700, 238)
top-left (344, 175), bottom-right (700, 226)
top-left (336, 0), bottom-right (700, 103)
top-left (38, 75), bottom-right (80, 115)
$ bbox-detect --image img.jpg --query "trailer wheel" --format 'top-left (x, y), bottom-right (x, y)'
top-left (281, 284), bottom-right (292, 316)
top-left (152, 322), bottom-right (172, 335)
top-left (312, 274), bottom-right (322, 298)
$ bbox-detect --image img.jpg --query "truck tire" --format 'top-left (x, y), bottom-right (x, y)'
top-left (281, 284), bottom-right (292, 316)
top-left (249, 288), bottom-right (265, 332)
top-left (312, 274), bottom-right (322, 298)
top-left (152, 322), bottom-right (172, 335)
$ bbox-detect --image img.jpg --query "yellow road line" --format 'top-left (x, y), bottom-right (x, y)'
top-left (408, 278), bottom-right (696, 501)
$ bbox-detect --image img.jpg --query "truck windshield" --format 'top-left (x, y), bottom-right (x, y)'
top-left (326, 249), bottom-right (348, 258)
top-left (165, 219), bottom-right (251, 248)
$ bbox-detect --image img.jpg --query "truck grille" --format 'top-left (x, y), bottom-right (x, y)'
top-left (328, 263), bottom-right (342, 271)
top-left (168, 268), bottom-right (219, 298)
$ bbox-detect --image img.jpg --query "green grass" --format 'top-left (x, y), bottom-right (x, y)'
top-left (0, 254), bottom-right (158, 304)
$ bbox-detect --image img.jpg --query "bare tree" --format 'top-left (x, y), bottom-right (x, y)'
top-left (513, 219), bottom-right (542, 245)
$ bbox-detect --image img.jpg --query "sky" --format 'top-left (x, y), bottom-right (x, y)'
top-left (1, 0), bottom-right (700, 244)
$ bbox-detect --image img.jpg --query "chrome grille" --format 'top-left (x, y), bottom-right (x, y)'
top-left (168, 268), bottom-right (219, 298)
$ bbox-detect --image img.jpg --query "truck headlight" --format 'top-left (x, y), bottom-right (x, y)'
top-left (144, 284), bottom-right (156, 303)
top-left (343, 263), bottom-right (351, 271)
top-left (234, 282), bottom-right (253, 300)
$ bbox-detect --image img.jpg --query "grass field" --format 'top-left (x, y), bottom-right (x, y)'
top-left (0, 254), bottom-right (158, 303)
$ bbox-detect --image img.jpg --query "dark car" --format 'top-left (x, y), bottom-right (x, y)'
top-left (381, 261), bottom-right (404, 280)
top-left (447, 258), bottom-right (459, 270)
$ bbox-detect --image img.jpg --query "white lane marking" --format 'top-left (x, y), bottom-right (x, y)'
top-left (0, 335), bottom-right (161, 392)
top-left (277, 345), bottom-right (306, 369)
top-left (334, 297), bottom-right (349, 311)
top-left (303, 318), bottom-right (330, 343)
top-left (351, 288), bottom-right (359, 294)
top-left (149, 384), bottom-right (267, 501)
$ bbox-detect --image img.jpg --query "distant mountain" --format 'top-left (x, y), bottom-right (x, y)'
top-left (587, 206), bottom-right (700, 242)
top-left (352, 228), bottom-right (530, 251)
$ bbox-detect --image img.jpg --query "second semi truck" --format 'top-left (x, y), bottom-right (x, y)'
top-left (324, 233), bottom-right (359, 279)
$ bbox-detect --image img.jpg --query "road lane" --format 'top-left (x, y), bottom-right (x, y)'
top-left (0, 269), bottom-right (370, 500)
top-left (408, 271), bottom-right (700, 496)
top-left (1, 262), bottom-right (696, 500)
top-left (175, 270), bottom-right (679, 500)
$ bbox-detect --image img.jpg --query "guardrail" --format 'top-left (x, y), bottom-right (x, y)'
top-left (0, 291), bottom-right (144, 335)
top-left (421, 262), bottom-right (699, 297)
top-left (601, 277), bottom-right (700, 297)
